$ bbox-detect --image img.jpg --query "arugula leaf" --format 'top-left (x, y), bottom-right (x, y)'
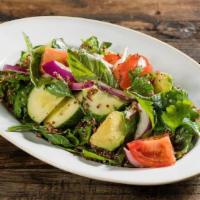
top-left (161, 100), bottom-right (199, 130)
top-left (82, 149), bottom-right (118, 165)
top-left (44, 79), bottom-right (72, 97)
top-left (8, 123), bottom-right (74, 148)
top-left (129, 67), bottom-right (154, 96)
top-left (23, 32), bottom-right (33, 53)
top-left (51, 38), bottom-right (68, 50)
top-left (67, 50), bottom-right (118, 88)
top-left (64, 130), bottom-right (80, 146)
top-left (8, 123), bottom-right (34, 132)
top-left (80, 36), bottom-right (112, 55)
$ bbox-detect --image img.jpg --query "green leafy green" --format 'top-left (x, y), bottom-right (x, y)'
top-left (8, 123), bottom-right (74, 148)
top-left (64, 130), bottom-right (80, 146)
top-left (160, 87), bottom-right (188, 109)
top-left (42, 134), bottom-right (73, 148)
top-left (172, 118), bottom-right (199, 158)
top-left (29, 50), bottom-right (43, 87)
top-left (44, 79), bottom-right (72, 97)
top-left (67, 49), bottom-right (118, 88)
top-left (13, 84), bottom-right (33, 120)
top-left (136, 96), bottom-right (155, 128)
top-left (23, 33), bottom-right (44, 87)
top-left (51, 38), bottom-right (68, 50)
top-left (23, 32), bottom-right (33, 53)
top-left (82, 149), bottom-right (118, 165)
top-left (161, 100), bottom-right (199, 130)
top-left (80, 36), bottom-right (112, 54)
top-left (0, 71), bottom-right (30, 107)
top-left (129, 67), bottom-right (154, 96)
top-left (74, 115), bottom-right (96, 145)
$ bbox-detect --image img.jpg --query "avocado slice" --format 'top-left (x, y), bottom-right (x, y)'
top-left (90, 111), bottom-right (127, 151)
top-left (153, 72), bottom-right (173, 93)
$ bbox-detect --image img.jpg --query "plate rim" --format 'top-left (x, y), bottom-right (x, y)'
top-left (0, 16), bottom-right (200, 185)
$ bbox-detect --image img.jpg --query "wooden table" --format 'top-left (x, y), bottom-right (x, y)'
top-left (0, 0), bottom-right (200, 199)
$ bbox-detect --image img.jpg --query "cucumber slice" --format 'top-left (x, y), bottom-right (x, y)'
top-left (45, 96), bottom-right (83, 128)
top-left (27, 86), bottom-right (64, 123)
top-left (82, 86), bottom-right (126, 120)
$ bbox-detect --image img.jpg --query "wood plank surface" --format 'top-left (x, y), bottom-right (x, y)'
top-left (0, 0), bottom-right (200, 199)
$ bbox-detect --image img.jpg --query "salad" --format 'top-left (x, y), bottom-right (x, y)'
top-left (0, 34), bottom-right (199, 168)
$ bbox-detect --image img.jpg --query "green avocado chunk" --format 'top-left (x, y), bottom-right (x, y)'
top-left (153, 72), bottom-right (173, 93)
top-left (90, 111), bottom-right (127, 151)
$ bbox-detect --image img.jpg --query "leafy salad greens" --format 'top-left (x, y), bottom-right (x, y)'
top-left (0, 34), bottom-right (199, 168)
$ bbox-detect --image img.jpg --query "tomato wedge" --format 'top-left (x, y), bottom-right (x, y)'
top-left (127, 134), bottom-right (176, 168)
top-left (41, 47), bottom-right (67, 67)
top-left (113, 54), bottom-right (153, 89)
top-left (104, 53), bottom-right (120, 64)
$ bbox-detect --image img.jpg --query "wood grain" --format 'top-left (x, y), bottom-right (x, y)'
top-left (0, 0), bottom-right (200, 199)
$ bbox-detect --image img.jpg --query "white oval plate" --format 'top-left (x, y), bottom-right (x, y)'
top-left (0, 16), bottom-right (200, 185)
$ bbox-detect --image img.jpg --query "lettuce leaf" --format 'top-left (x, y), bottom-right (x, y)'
top-left (161, 99), bottom-right (199, 130)
top-left (67, 49), bottom-right (118, 88)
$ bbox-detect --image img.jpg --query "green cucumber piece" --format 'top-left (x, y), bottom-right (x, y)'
top-left (27, 86), bottom-right (64, 123)
top-left (45, 96), bottom-right (83, 128)
top-left (82, 86), bottom-right (127, 120)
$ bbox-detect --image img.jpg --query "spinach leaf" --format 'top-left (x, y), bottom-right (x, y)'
top-left (129, 67), bottom-right (154, 97)
top-left (172, 118), bottom-right (199, 158)
top-left (44, 79), bottom-right (72, 97)
top-left (67, 50), bottom-right (118, 88)
top-left (42, 133), bottom-right (73, 148)
top-left (13, 84), bottom-right (33, 120)
top-left (74, 115), bottom-right (96, 145)
top-left (23, 33), bottom-right (44, 87)
top-left (51, 38), bottom-right (68, 50)
top-left (80, 36), bottom-right (111, 55)
top-left (0, 71), bottom-right (30, 107)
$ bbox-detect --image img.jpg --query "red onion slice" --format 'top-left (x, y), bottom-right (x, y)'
top-left (42, 61), bottom-right (75, 82)
top-left (124, 147), bottom-right (144, 167)
top-left (70, 81), bottom-right (94, 90)
top-left (3, 64), bottom-right (28, 74)
top-left (97, 82), bottom-right (133, 101)
top-left (134, 103), bottom-right (151, 139)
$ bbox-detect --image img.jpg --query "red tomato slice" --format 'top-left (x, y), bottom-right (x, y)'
top-left (127, 134), bottom-right (176, 168)
top-left (104, 53), bottom-right (120, 64)
top-left (113, 54), bottom-right (153, 89)
top-left (41, 47), bottom-right (68, 68)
